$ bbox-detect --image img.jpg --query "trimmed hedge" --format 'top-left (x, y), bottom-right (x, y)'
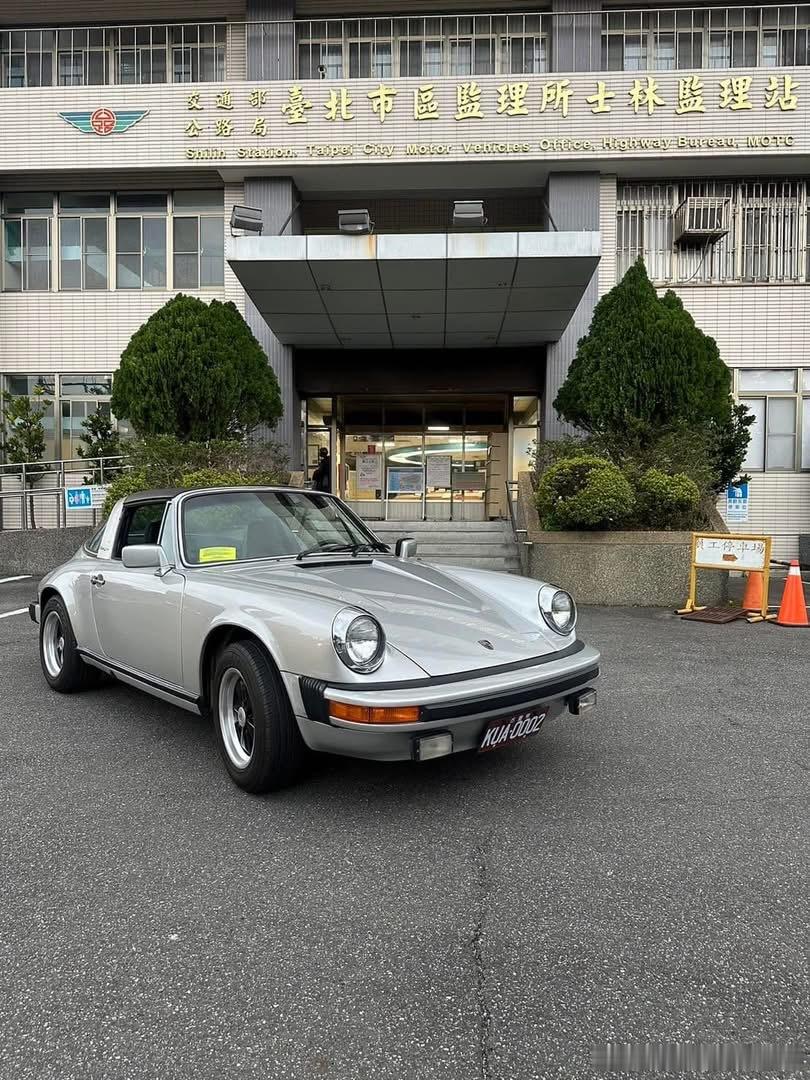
top-left (536, 456), bottom-right (635, 530)
top-left (535, 454), bottom-right (703, 532)
top-left (634, 467), bottom-right (701, 530)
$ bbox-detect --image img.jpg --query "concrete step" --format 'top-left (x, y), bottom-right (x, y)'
top-left (368, 519), bottom-right (521, 574)
top-left (370, 520), bottom-right (511, 532)
top-left (420, 555), bottom-right (521, 572)
top-left (374, 529), bottom-right (514, 543)
top-left (414, 542), bottom-right (519, 557)
top-left (380, 531), bottom-right (514, 544)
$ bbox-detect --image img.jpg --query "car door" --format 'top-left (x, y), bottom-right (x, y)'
top-left (90, 498), bottom-right (185, 687)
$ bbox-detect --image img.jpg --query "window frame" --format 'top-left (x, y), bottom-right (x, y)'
top-left (2, 209), bottom-right (53, 292)
top-left (617, 178), bottom-right (809, 287)
top-left (1, 371), bottom-right (120, 464)
top-left (114, 210), bottom-right (167, 291)
top-left (171, 24), bottom-right (226, 84)
top-left (2, 190), bottom-right (225, 293)
top-left (601, 7), bottom-right (810, 71)
top-left (58, 210), bottom-right (110, 292)
top-left (172, 212), bottom-right (225, 289)
top-left (736, 368), bottom-right (809, 473)
top-left (1, 23), bottom-right (230, 88)
top-left (295, 21), bottom-right (544, 78)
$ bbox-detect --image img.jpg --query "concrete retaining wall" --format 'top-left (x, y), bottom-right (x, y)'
top-left (0, 527), bottom-right (95, 577)
top-left (518, 472), bottom-right (727, 607)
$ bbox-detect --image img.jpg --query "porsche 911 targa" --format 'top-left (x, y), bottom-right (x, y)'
top-left (31, 487), bottom-right (599, 792)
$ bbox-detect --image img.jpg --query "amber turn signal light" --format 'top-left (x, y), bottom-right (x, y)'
top-left (330, 701), bottom-right (421, 725)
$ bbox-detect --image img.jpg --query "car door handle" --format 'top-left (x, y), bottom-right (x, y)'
top-left (90, 573), bottom-right (105, 587)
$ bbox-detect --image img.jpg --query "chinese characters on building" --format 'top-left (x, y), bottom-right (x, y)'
top-left (183, 74), bottom-right (800, 137)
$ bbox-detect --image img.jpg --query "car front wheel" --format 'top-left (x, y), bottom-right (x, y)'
top-left (39, 595), bottom-right (96, 692)
top-left (212, 640), bottom-right (305, 793)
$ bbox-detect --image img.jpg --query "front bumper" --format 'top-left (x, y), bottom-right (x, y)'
top-left (287, 643), bottom-right (600, 761)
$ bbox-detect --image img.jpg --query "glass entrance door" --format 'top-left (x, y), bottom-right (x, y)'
top-left (330, 396), bottom-right (509, 522)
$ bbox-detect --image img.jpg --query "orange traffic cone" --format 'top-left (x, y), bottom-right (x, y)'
top-left (775, 561), bottom-right (809, 627)
top-left (741, 571), bottom-right (764, 612)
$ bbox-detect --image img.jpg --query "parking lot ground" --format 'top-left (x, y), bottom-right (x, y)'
top-left (0, 584), bottom-right (807, 1080)
top-left (0, 574), bottom-right (33, 624)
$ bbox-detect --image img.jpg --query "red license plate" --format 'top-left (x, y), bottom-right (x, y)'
top-left (478, 707), bottom-right (548, 752)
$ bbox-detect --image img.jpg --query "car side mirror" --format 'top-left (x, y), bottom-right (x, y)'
top-left (395, 537), bottom-right (418, 560)
top-left (122, 544), bottom-right (164, 570)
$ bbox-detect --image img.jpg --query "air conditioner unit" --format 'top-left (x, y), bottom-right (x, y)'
top-left (673, 196), bottom-right (730, 246)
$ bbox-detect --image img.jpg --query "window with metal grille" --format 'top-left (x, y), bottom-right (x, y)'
top-left (617, 179), bottom-right (808, 284)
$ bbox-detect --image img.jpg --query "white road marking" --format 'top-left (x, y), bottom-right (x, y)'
top-left (0, 608), bottom-right (28, 620)
top-left (0, 576), bottom-right (30, 584)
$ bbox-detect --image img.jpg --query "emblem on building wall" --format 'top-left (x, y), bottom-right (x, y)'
top-left (58, 108), bottom-right (149, 136)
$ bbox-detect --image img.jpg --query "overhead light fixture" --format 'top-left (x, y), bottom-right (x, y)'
top-left (427, 425), bottom-right (450, 432)
top-left (452, 200), bottom-right (487, 228)
top-left (338, 208), bottom-right (373, 235)
top-left (230, 205), bottom-right (264, 235)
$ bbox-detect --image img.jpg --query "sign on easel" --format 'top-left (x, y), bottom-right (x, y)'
top-left (680, 532), bottom-right (773, 622)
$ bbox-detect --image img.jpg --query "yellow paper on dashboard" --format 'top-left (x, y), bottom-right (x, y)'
top-left (199, 546), bottom-right (237, 563)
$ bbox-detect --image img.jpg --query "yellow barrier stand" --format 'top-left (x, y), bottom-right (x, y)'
top-left (678, 532), bottom-right (775, 623)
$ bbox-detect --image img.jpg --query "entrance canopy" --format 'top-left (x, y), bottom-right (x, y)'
top-left (227, 231), bottom-right (600, 350)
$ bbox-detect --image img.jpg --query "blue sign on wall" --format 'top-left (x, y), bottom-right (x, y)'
top-left (65, 486), bottom-right (93, 510)
top-left (726, 480), bottom-right (750, 524)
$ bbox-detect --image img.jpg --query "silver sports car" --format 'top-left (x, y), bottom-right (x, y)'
top-left (30, 486), bottom-right (599, 792)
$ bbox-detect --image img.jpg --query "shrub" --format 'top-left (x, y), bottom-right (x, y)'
top-left (535, 455), bottom-right (635, 530)
top-left (634, 467), bottom-right (701, 530)
top-left (100, 436), bottom-right (289, 517)
top-left (179, 468), bottom-right (248, 490)
top-left (111, 295), bottom-right (283, 441)
top-left (101, 470), bottom-right (150, 516)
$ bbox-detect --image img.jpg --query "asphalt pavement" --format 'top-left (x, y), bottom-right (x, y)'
top-left (0, 573), bottom-right (807, 1080)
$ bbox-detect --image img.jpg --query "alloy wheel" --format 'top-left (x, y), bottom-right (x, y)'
top-left (42, 611), bottom-right (65, 678)
top-left (218, 667), bottom-right (256, 769)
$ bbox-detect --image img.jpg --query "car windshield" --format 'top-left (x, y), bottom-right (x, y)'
top-left (181, 489), bottom-right (384, 565)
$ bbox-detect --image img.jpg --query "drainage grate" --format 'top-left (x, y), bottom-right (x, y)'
top-left (680, 607), bottom-right (747, 624)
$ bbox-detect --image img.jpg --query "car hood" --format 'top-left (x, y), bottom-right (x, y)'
top-left (204, 557), bottom-right (565, 676)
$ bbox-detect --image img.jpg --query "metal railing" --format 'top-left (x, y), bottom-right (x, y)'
top-left (0, 455), bottom-right (125, 530)
top-left (2, 6), bottom-right (809, 89)
top-left (506, 479), bottom-right (533, 576)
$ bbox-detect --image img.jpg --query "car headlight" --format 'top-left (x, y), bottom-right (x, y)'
top-left (332, 609), bottom-right (386, 673)
top-left (538, 585), bottom-right (577, 635)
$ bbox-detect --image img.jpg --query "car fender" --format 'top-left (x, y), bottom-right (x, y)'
top-left (38, 562), bottom-right (101, 655)
top-left (184, 588), bottom-right (430, 702)
top-left (195, 610), bottom-right (289, 702)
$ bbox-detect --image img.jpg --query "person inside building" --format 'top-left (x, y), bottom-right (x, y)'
top-left (312, 446), bottom-right (331, 493)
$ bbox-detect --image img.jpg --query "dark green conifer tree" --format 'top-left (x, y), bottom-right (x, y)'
top-left (553, 258), bottom-right (751, 491)
top-left (111, 295), bottom-right (283, 441)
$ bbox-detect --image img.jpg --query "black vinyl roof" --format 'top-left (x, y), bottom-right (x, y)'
top-left (122, 488), bottom-right (184, 505)
top-left (121, 486), bottom-right (309, 506)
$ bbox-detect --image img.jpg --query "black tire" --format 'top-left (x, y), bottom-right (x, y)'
top-left (212, 640), bottom-right (306, 793)
top-left (39, 595), bottom-right (97, 693)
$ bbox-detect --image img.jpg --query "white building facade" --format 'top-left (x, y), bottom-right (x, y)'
top-left (1, 0), bottom-right (809, 553)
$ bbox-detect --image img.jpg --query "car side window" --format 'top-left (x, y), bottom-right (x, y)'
top-left (83, 521), bottom-right (107, 556)
top-left (114, 501), bottom-right (169, 558)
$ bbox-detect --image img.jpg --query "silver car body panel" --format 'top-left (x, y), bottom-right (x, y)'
top-left (35, 487), bottom-right (600, 762)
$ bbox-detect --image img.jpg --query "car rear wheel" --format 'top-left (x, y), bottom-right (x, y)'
top-left (212, 640), bottom-right (305, 793)
top-left (39, 596), bottom-right (97, 692)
